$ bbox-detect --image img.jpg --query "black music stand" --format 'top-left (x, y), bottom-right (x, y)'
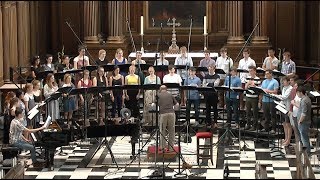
top-left (237, 68), bottom-right (249, 73)
top-left (256, 68), bottom-right (266, 74)
top-left (54, 71), bottom-right (66, 83)
top-left (268, 94), bottom-right (286, 159)
top-left (87, 86), bottom-right (108, 123)
top-left (81, 65), bottom-right (98, 78)
top-left (87, 86), bottom-right (119, 169)
top-left (230, 87), bottom-right (253, 156)
top-left (101, 64), bottom-right (116, 72)
top-left (180, 85), bottom-right (199, 143)
top-left (212, 86), bottom-right (238, 147)
top-left (69, 87), bottom-right (88, 138)
top-left (248, 87), bottom-right (281, 152)
top-left (215, 68), bottom-right (227, 75)
top-left (117, 64), bottom-right (131, 75)
top-left (44, 92), bottom-right (62, 116)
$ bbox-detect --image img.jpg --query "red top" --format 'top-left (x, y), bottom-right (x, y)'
top-left (79, 79), bottom-right (92, 88)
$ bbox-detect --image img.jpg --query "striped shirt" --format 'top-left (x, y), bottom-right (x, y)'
top-left (281, 60), bottom-right (296, 75)
top-left (245, 75), bottom-right (261, 98)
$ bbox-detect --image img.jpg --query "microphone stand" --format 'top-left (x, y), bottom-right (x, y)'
top-left (65, 20), bottom-right (99, 142)
top-left (234, 21), bottom-right (259, 156)
top-left (184, 16), bottom-right (193, 144)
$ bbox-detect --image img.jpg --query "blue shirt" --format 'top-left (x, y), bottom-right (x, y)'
top-left (261, 78), bottom-right (279, 102)
top-left (224, 75), bottom-right (242, 99)
top-left (184, 76), bottom-right (201, 100)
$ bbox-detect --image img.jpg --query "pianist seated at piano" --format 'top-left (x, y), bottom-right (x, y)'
top-left (9, 107), bottom-right (46, 167)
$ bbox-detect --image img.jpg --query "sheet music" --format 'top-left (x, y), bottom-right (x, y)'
top-left (43, 116), bottom-right (52, 129)
top-left (231, 87), bottom-right (244, 90)
top-left (276, 104), bottom-right (288, 114)
top-left (310, 91), bottom-right (320, 97)
top-left (27, 105), bottom-right (39, 115)
top-left (271, 94), bottom-right (284, 101)
top-left (28, 109), bottom-right (39, 120)
top-left (30, 133), bottom-right (37, 142)
top-left (274, 100), bottom-right (286, 109)
top-left (247, 89), bottom-right (255, 94)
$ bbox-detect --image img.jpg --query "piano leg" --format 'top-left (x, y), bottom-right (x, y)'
top-left (45, 148), bottom-right (55, 171)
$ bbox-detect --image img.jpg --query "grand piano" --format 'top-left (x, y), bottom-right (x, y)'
top-left (31, 118), bottom-right (139, 170)
top-left (31, 120), bottom-right (71, 170)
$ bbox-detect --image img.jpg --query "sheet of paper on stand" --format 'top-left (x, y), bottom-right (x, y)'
top-left (27, 104), bottom-right (39, 115)
top-left (28, 109), bottom-right (39, 120)
top-left (276, 104), bottom-right (288, 114)
top-left (43, 116), bottom-right (52, 129)
top-left (274, 100), bottom-right (286, 109)
top-left (272, 94), bottom-right (284, 101)
top-left (310, 91), bottom-right (320, 97)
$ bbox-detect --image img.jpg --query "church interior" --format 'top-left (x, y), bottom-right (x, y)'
top-left (0, 1), bottom-right (320, 179)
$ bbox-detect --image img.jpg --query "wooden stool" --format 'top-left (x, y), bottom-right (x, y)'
top-left (196, 132), bottom-right (213, 165)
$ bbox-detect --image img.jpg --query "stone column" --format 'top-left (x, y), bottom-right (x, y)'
top-left (2, 2), bottom-right (18, 82)
top-left (107, 1), bottom-right (125, 43)
top-left (227, 1), bottom-right (245, 44)
top-left (17, 1), bottom-right (30, 66)
top-left (251, 1), bottom-right (269, 44)
top-left (84, 1), bottom-right (99, 43)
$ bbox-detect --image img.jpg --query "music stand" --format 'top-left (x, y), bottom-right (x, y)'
top-left (212, 86), bottom-right (238, 147)
top-left (180, 85), bottom-right (199, 143)
top-left (174, 65), bottom-right (191, 70)
top-left (87, 86), bottom-right (120, 169)
top-left (249, 87), bottom-right (285, 158)
top-left (69, 87), bottom-right (88, 138)
top-left (256, 68), bottom-right (266, 74)
top-left (269, 94), bottom-right (287, 159)
top-left (237, 69), bottom-right (249, 73)
top-left (230, 87), bottom-right (252, 157)
top-left (215, 68), bottom-right (226, 75)
top-left (87, 86), bottom-right (108, 124)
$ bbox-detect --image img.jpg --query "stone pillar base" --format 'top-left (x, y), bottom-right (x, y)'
top-left (227, 36), bottom-right (245, 45)
top-left (251, 36), bottom-right (269, 44)
top-left (107, 36), bottom-right (125, 44)
top-left (84, 36), bottom-right (99, 44)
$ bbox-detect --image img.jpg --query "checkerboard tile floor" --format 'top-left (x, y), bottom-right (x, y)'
top-left (17, 132), bottom-right (320, 179)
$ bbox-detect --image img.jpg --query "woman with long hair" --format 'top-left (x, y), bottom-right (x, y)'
top-left (30, 55), bottom-right (42, 80)
top-left (3, 92), bottom-right (16, 144)
top-left (24, 83), bottom-right (37, 128)
top-left (92, 67), bottom-right (109, 125)
top-left (43, 73), bottom-right (60, 121)
top-left (111, 48), bottom-right (128, 77)
top-left (62, 74), bottom-right (76, 125)
top-left (124, 65), bottom-right (140, 118)
top-left (109, 65), bottom-right (124, 118)
top-left (77, 69), bottom-right (93, 126)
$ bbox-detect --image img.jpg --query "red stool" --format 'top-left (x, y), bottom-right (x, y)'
top-left (196, 132), bottom-right (213, 165)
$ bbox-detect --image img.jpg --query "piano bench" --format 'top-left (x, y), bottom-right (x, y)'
top-left (1, 145), bottom-right (20, 166)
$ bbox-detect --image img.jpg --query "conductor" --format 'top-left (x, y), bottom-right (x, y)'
top-left (158, 85), bottom-right (179, 152)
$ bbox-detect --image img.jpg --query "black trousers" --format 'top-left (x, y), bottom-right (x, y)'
top-left (126, 90), bottom-right (140, 118)
top-left (205, 94), bottom-right (218, 125)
